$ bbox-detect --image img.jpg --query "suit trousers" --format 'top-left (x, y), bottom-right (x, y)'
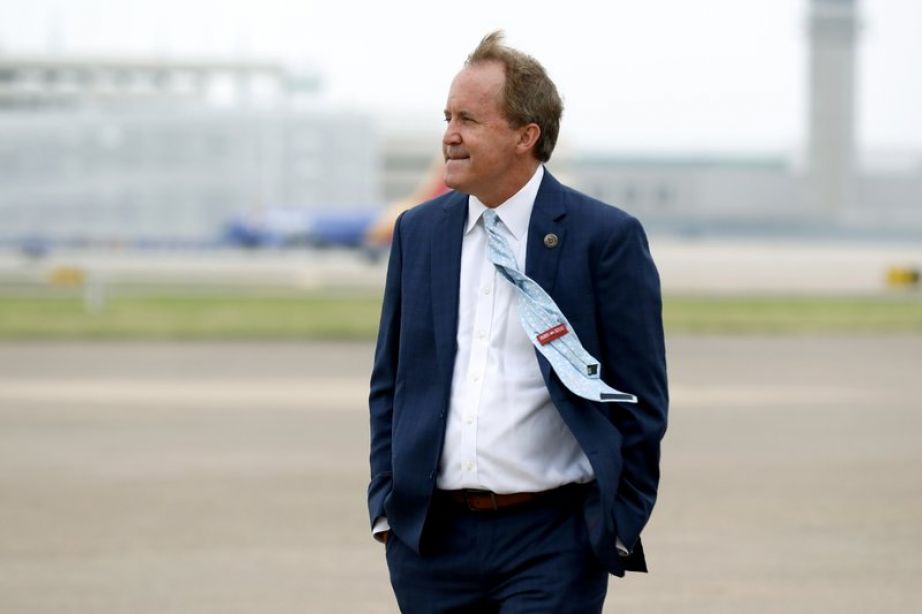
top-left (385, 486), bottom-right (608, 613)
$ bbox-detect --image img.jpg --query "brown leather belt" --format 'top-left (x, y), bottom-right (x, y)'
top-left (437, 484), bottom-right (583, 512)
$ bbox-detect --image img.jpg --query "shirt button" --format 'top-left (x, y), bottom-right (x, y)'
top-left (477, 330), bottom-right (486, 340)
top-left (465, 461), bottom-right (475, 471)
top-left (472, 375), bottom-right (480, 382)
top-left (483, 287), bottom-right (491, 295)
top-left (464, 415), bottom-right (473, 424)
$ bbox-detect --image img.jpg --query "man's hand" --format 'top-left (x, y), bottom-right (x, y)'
top-left (376, 530), bottom-right (390, 545)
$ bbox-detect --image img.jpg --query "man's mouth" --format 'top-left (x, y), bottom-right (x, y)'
top-left (445, 149), bottom-right (470, 162)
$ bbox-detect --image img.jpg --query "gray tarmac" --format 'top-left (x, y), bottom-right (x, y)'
top-left (1, 336), bottom-right (921, 613)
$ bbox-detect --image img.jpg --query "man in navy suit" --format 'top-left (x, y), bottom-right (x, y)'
top-left (368, 31), bottom-right (668, 612)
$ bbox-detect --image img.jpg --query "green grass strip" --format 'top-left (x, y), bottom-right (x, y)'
top-left (663, 295), bottom-right (922, 334)
top-left (0, 292), bottom-right (382, 340)
top-left (0, 291), bottom-right (920, 339)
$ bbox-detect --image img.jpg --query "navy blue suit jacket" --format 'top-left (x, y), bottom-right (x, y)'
top-left (368, 169), bottom-right (668, 576)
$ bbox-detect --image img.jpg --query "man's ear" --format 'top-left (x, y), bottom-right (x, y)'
top-left (516, 123), bottom-right (541, 155)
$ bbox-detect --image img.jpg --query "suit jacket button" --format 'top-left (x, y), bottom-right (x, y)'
top-left (544, 233), bottom-right (559, 248)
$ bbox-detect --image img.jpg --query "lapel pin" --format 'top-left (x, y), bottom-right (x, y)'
top-left (543, 233), bottom-right (559, 248)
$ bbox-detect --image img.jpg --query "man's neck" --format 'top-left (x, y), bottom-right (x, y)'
top-left (477, 160), bottom-right (542, 208)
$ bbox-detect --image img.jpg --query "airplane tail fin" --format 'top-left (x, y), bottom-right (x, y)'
top-left (365, 153), bottom-right (449, 247)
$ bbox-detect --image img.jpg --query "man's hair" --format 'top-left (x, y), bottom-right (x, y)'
top-left (466, 31), bottom-right (563, 163)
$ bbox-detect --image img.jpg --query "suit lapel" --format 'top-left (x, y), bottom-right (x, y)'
top-left (431, 191), bottom-right (467, 379)
top-left (526, 170), bottom-right (569, 393)
top-left (525, 169), bottom-right (567, 296)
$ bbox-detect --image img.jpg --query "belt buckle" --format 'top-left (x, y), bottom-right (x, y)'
top-left (463, 490), bottom-right (498, 511)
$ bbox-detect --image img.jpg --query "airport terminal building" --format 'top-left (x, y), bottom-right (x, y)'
top-left (0, 56), bottom-right (378, 246)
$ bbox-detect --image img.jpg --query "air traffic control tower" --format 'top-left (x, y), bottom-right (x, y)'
top-left (807, 0), bottom-right (860, 217)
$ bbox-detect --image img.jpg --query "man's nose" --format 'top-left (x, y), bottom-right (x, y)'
top-left (443, 121), bottom-right (461, 145)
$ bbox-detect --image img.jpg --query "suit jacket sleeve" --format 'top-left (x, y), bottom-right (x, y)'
top-left (367, 211), bottom-right (406, 528)
top-left (595, 214), bottom-right (668, 550)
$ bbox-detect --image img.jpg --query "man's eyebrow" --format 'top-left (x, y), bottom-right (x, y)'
top-left (445, 110), bottom-right (477, 123)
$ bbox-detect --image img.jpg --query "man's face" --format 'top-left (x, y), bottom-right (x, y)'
top-left (442, 61), bottom-right (525, 205)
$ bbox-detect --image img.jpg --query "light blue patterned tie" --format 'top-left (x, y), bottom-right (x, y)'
top-left (482, 209), bottom-right (637, 404)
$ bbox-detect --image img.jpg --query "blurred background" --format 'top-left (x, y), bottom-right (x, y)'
top-left (0, 0), bottom-right (920, 612)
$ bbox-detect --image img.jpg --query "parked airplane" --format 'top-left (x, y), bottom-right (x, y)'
top-left (222, 207), bottom-right (374, 249)
top-left (222, 155), bottom-right (449, 257)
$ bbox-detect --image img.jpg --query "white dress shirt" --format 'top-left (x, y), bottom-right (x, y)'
top-left (437, 165), bottom-right (594, 492)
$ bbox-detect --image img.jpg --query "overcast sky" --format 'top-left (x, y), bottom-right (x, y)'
top-left (1, 0), bottom-right (920, 154)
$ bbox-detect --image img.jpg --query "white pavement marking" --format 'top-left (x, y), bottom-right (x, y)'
top-left (0, 379), bottom-right (882, 410)
top-left (0, 378), bottom-right (367, 409)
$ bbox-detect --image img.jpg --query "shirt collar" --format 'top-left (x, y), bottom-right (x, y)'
top-left (465, 165), bottom-right (544, 240)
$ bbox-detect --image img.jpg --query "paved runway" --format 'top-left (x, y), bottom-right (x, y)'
top-left (1, 337), bottom-right (920, 613)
